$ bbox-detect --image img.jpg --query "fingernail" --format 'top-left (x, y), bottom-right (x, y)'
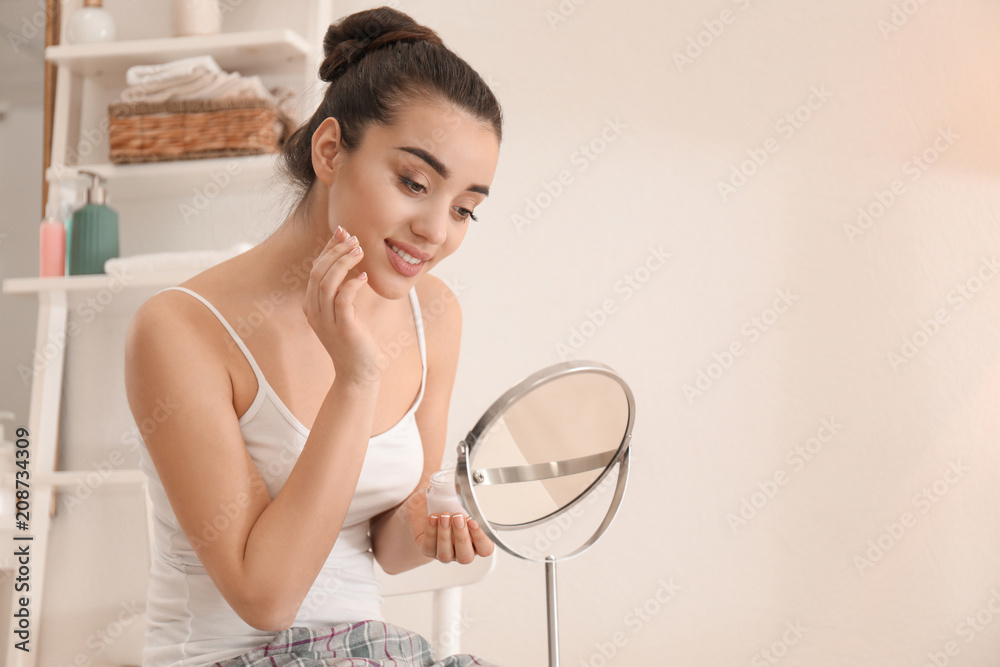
top-left (358, 271), bottom-right (367, 281)
top-left (454, 514), bottom-right (466, 529)
top-left (440, 514), bottom-right (451, 527)
top-left (346, 235), bottom-right (358, 246)
top-left (350, 246), bottom-right (362, 256)
top-left (429, 514), bottom-right (438, 526)
top-left (468, 518), bottom-right (479, 530)
top-left (335, 225), bottom-right (343, 236)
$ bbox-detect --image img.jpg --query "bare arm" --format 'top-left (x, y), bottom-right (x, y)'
top-left (125, 228), bottom-right (379, 631)
top-left (369, 274), bottom-right (493, 574)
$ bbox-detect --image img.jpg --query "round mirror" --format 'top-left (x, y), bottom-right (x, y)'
top-left (456, 360), bottom-right (634, 562)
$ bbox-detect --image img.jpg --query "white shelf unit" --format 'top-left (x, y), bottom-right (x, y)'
top-left (46, 28), bottom-right (314, 204)
top-left (0, 269), bottom-right (206, 667)
top-left (45, 152), bottom-right (282, 200)
top-left (3, 270), bottom-right (203, 295)
top-left (45, 28), bottom-right (311, 79)
top-left (6, 4), bottom-right (327, 663)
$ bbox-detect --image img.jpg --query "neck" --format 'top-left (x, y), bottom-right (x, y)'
top-left (246, 188), bottom-right (396, 323)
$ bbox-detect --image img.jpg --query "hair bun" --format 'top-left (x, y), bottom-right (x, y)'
top-left (319, 6), bottom-right (444, 83)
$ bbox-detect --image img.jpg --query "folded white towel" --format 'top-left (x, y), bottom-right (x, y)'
top-left (125, 55), bottom-right (223, 87)
top-left (104, 242), bottom-right (254, 276)
top-left (120, 69), bottom-right (218, 103)
top-left (119, 56), bottom-right (278, 105)
top-left (180, 72), bottom-right (272, 102)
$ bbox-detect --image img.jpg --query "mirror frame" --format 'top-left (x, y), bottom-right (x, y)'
top-left (455, 360), bottom-right (634, 562)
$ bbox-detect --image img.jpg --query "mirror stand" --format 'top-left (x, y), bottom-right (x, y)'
top-left (454, 360), bottom-right (635, 667)
top-left (546, 556), bottom-right (559, 667)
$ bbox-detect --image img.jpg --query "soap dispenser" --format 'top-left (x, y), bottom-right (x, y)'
top-left (39, 197), bottom-right (66, 277)
top-left (69, 170), bottom-right (119, 275)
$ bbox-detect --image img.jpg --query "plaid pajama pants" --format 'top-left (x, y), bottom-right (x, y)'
top-left (212, 620), bottom-right (500, 667)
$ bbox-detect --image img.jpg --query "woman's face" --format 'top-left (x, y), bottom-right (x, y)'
top-left (319, 99), bottom-right (500, 300)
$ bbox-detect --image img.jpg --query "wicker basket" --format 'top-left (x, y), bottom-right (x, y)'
top-left (107, 97), bottom-right (292, 164)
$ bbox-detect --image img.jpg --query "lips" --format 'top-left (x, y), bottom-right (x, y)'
top-left (386, 239), bottom-right (432, 262)
top-left (384, 239), bottom-right (428, 277)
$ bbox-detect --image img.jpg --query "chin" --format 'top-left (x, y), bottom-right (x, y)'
top-left (367, 271), bottom-right (417, 300)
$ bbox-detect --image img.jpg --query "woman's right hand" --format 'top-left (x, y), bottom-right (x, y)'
top-left (303, 225), bottom-right (381, 386)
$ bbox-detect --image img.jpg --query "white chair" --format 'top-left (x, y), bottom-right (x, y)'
top-left (106, 481), bottom-right (494, 665)
top-left (373, 549), bottom-right (494, 658)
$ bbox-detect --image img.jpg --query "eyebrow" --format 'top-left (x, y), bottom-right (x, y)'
top-left (395, 146), bottom-right (490, 196)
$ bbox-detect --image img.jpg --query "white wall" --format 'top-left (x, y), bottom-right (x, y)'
top-left (0, 0), bottom-right (45, 444)
top-left (382, 1), bottom-right (1000, 665)
top-left (0, 102), bottom-right (42, 429)
top-left (3, 0), bottom-right (1000, 665)
top-left (0, 4), bottom-right (46, 650)
top-left (0, 102), bottom-right (43, 667)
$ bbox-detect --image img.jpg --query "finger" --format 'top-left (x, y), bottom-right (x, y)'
top-left (436, 514), bottom-right (455, 562)
top-left (315, 240), bottom-right (364, 321)
top-left (305, 231), bottom-right (356, 316)
top-left (315, 235), bottom-right (360, 288)
top-left (420, 514), bottom-right (439, 558)
top-left (451, 514), bottom-right (476, 564)
top-left (309, 228), bottom-right (357, 282)
top-left (332, 262), bottom-right (368, 327)
top-left (303, 234), bottom-right (339, 317)
top-left (467, 517), bottom-right (495, 557)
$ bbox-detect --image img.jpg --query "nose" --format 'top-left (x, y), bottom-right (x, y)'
top-left (410, 206), bottom-right (449, 246)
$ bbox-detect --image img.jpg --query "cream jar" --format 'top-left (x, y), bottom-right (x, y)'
top-left (425, 467), bottom-right (469, 516)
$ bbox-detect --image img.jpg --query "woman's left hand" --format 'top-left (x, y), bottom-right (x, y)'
top-left (404, 487), bottom-right (495, 564)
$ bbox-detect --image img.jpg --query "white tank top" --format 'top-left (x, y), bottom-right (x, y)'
top-left (137, 285), bottom-right (426, 667)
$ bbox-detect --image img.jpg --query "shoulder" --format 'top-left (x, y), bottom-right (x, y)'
top-left (125, 288), bottom-right (241, 443)
top-left (414, 273), bottom-right (462, 335)
top-left (125, 287), bottom-right (233, 388)
top-left (128, 270), bottom-right (245, 345)
top-left (127, 288), bottom-right (212, 349)
top-left (413, 274), bottom-right (462, 368)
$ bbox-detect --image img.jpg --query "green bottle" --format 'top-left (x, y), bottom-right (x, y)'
top-left (69, 170), bottom-right (119, 275)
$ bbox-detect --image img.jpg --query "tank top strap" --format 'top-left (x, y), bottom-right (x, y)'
top-left (157, 285), bottom-right (426, 408)
top-left (155, 286), bottom-right (268, 389)
top-left (407, 286), bottom-right (428, 407)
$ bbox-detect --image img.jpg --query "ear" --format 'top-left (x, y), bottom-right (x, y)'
top-left (311, 117), bottom-right (343, 187)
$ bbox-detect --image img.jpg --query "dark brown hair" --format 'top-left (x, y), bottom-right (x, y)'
top-left (279, 6), bottom-right (503, 205)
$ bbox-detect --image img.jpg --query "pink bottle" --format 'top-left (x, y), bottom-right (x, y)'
top-left (39, 202), bottom-right (66, 277)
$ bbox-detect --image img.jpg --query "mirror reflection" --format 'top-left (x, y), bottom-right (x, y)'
top-left (459, 364), bottom-right (633, 562)
top-left (488, 464), bottom-right (624, 561)
top-left (470, 371), bottom-right (628, 527)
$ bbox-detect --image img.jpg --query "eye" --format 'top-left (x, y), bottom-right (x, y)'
top-left (454, 207), bottom-right (478, 223)
top-left (400, 171), bottom-right (478, 222)
top-left (398, 175), bottom-right (426, 194)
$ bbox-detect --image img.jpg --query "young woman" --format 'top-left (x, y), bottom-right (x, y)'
top-left (124, 7), bottom-right (502, 666)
